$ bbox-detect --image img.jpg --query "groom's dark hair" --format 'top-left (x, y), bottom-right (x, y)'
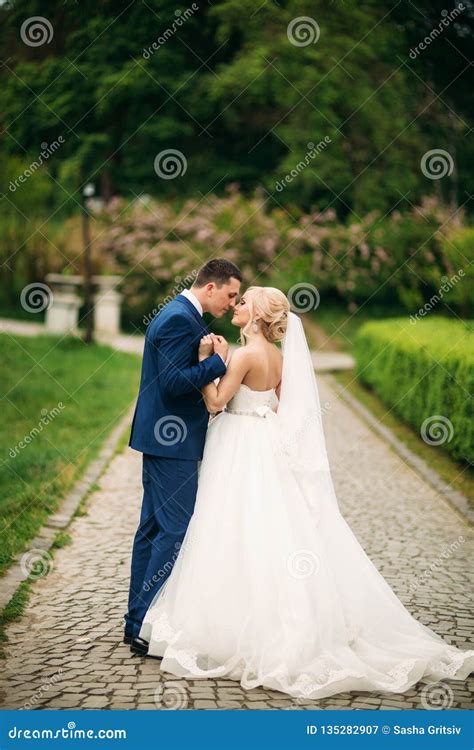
top-left (194, 258), bottom-right (242, 287)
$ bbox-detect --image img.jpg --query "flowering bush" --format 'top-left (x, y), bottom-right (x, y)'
top-left (2, 187), bottom-right (469, 328)
top-left (91, 187), bottom-right (294, 327)
top-left (91, 192), bottom-right (470, 327)
top-left (273, 197), bottom-right (468, 312)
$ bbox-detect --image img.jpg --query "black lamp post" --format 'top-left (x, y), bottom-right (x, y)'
top-left (82, 182), bottom-right (95, 344)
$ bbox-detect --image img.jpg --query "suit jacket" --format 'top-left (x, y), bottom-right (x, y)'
top-left (129, 294), bottom-right (227, 459)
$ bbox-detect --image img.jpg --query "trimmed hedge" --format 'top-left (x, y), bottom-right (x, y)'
top-left (354, 318), bottom-right (474, 464)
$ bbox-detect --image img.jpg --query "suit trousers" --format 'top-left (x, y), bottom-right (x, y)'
top-left (124, 453), bottom-right (199, 638)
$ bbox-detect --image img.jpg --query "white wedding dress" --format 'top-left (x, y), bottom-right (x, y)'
top-left (139, 314), bottom-right (474, 700)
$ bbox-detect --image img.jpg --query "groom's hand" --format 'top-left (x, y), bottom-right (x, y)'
top-left (210, 333), bottom-right (229, 364)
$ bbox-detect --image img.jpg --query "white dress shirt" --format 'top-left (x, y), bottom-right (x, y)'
top-left (181, 287), bottom-right (226, 371)
top-left (181, 287), bottom-right (203, 317)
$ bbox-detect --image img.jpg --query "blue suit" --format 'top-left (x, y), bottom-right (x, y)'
top-left (125, 294), bottom-right (226, 637)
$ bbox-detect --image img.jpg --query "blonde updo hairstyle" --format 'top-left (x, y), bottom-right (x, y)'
top-left (240, 286), bottom-right (290, 345)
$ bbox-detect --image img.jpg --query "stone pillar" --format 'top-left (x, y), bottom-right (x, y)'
top-left (92, 276), bottom-right (122, 336)
top-left (45, 274), bottom-right (83, 334)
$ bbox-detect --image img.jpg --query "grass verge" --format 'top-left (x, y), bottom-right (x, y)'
top-left (1, 333), bottom-right (140, 578)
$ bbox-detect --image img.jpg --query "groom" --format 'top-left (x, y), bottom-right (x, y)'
top-left (124, 258), bottom-right (242, 655)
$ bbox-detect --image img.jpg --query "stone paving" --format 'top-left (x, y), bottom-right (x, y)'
top-left (0, 376), bottom-right (472, 711)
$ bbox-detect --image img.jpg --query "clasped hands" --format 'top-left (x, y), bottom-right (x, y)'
top-left (199, 333), bottom-right (229, 364)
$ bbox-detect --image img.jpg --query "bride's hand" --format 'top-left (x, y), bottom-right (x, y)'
top-left (198, 334), bottom-right (214, 361)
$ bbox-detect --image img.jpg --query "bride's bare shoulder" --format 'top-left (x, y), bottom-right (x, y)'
top-left (230, 344), bottom-right (268, 374)
top-left (228, 345), bottom-right (259, 369)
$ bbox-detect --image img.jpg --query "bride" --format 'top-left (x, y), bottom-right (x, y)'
top-left (138, 286), bottom-right (474, 699)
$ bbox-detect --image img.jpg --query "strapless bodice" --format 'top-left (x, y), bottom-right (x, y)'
top-left (225, 383), bottom-right (279, 417)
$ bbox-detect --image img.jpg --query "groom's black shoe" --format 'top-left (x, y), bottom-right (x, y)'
top-left (123, 629), bottom-right (134, 645)
top-left (130, 637), bottom-right (162, 661)
top-left (130, 636), bottom-right (149, 656)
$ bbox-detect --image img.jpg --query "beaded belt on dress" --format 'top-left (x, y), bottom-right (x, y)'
top-left (226, 405), bottom-right (275, 418)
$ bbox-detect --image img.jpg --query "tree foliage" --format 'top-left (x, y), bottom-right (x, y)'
top-left (1, 0), bottom-right (472, 217)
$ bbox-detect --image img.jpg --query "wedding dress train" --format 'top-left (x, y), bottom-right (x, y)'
top-left (139, 314), bottom-right (474, 700)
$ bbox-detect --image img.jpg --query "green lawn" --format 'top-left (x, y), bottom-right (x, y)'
top-left (0, 334), bottom-right (140, 577)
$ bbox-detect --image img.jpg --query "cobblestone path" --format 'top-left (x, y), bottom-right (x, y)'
top-left (1, 376), bottom-right (472, 710)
